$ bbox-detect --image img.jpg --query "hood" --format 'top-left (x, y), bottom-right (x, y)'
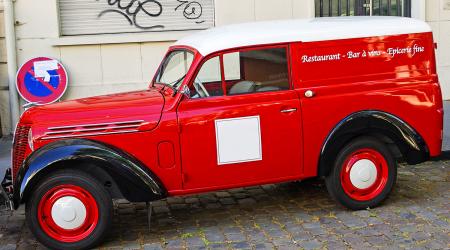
top-left (21, 89), bottom-right (165, 138)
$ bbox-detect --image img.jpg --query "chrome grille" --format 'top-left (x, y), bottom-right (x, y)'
top-left (12, 125), bottom-right (30, 181)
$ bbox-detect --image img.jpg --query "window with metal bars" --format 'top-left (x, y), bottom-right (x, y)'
top-left (315, 0), bottom-right (411, 17)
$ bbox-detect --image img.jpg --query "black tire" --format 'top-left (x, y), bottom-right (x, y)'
top-left (26, 169), bottom-right (113, 250)
top-left (325, 136), bottom-right (397, 210)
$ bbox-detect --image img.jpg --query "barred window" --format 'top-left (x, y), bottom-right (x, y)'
top-left (315, 0), bottom-right (411, 17)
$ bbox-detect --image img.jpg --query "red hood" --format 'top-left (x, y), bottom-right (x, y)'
top-left (21, 89), bottom-right (164, 134)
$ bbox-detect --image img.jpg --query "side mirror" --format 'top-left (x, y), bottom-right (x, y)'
top-left (180, 85), bottom-right (191, 98)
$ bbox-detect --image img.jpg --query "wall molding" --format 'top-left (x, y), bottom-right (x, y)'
top-left (51, 31), bottom-right (195, 46)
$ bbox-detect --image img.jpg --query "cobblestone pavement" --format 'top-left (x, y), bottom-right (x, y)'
top-left (0, 160), bottom-right (449, 250)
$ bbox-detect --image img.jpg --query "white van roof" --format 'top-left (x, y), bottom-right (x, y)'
top-left (174, 16), bottom-right (431, 56)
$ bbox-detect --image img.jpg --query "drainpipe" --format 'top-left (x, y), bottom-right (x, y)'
top-left (411, 0), bottom-right (426, 20)
top-left (3, 0), bottom-right (20, 134)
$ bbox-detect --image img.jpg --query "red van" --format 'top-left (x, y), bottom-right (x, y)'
top-left (1, 16), bottom-right (443, 249)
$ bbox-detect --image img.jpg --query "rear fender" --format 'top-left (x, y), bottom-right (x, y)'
top-left (318, 110), bottom-right (429, 177)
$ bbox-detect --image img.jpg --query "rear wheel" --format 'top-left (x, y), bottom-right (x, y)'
top-left (325, 137), bottom-right (397, 210)
top-left (26, 169), bottom-right (113, 250)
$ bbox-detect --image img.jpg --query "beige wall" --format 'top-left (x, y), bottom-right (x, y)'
top-left (11, 0), bottom-right (314, 103)
top-left (0, 0), bottom-right (11, 136)
top-left (426, 0), bottom-right (450, 99)
top-left (1, 0), bottom-right (449, 135)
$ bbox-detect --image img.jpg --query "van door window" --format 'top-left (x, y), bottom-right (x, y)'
top-left (223, 48), bottom-right (290, 95)
top-left (191, 56), bottom-right (223, 98)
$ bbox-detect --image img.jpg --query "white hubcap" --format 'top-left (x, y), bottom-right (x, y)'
top-left (51, 196), bottom-right (87, 230)
top-left (349, 159), bottom-right (378, 189)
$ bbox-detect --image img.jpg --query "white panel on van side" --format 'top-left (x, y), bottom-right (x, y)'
top-left (215, 116), bottom-right (262, 165)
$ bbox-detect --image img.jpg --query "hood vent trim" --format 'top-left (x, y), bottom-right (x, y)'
top-left (43, 120), bottom-right (145, 140)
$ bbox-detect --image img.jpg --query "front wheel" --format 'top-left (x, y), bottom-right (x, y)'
top-left (26, 169), bottom-right (113, 250)
top-left (325, 137), bottom-right (397, 210)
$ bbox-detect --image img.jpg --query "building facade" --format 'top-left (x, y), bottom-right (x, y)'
top-left (0, 0), bottom-right (449, 135)
top-left (1, 2), bottom-right (8, 136)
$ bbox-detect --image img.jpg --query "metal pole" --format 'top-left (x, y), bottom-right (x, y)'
top-left (371, 0), bottom-right (374, 15)
top-left (338, 0), bottom-right (341, 16)
top-left (387, 0), bottom-right (392, 15)
top-left (379, 0), bottom-right (383, 15)
top-left (3, 0), bottom-right (20, 134)
top-left (329, 0), bottom-right (332, 16)
top-left (404, 0), bottom-right (411, 17)
top-left (320, 0), bottom-right (324, 17)
top-left (346, 0), bottom-right (350, 15)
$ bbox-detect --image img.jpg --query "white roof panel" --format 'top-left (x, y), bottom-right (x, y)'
top-left (174, 16), bottom-right (431, 56)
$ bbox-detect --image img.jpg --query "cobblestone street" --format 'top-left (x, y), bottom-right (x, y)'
top-left (0, 159), bottom-right (449, 250)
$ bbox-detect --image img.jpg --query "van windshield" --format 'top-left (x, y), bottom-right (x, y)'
top-left (154, 50), bottom-right (194, 90)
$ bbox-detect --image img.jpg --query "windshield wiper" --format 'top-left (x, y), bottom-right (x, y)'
top-left (172, 75), bottom-right (187, 90)
top-left (154, 82), bottom-right (177, 93)
top-left (154, 74), bottom-right (187, 96)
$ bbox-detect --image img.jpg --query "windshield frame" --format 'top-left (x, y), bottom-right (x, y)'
top-left (153, 48), bottom-right (196, 91)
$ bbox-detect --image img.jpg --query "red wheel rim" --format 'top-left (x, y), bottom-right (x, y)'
top-left (340, 148), bottom-right (389, 201)
top-left (37, 184), bottom-right (99, 243)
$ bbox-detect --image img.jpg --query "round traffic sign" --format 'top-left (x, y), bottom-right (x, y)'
top-left (16, 57), bottom-right (68, 105)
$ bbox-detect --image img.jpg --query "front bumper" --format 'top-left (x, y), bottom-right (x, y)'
top-left (1, 168), bottom-right (13, 210)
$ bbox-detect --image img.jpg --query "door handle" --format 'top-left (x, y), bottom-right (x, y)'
top-left (280, 108), bottom-right (297, 113)
top-left (304, 90), bottom-right (315, 98)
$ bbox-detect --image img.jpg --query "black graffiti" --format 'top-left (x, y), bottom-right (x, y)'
top-left (175, 0), bottom-right (205, 23)
top-left (97, 0), bottom-right (164, 30)
top-left (97, 0), bottom-right (206, 30)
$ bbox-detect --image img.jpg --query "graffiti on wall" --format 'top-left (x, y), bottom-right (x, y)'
top-left (59, 0), bottom-right (214, 35)
top-left (97, 0), bottom-right (205, 30)
top-left (175, 0), bottom-right (205, 23)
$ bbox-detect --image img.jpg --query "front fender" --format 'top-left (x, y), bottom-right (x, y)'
top-left (13, 139), bottom-right (166, 209)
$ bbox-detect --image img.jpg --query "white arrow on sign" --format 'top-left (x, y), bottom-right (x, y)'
top-left (33, 60), bottom-right (59, 82)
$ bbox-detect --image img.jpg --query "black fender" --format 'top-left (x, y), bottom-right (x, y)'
top-left (12, 139), bottom-right (166, 209)
top-left (318, 110), bottom-right (429, 177)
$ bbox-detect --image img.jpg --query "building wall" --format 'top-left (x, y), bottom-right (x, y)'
top-left (11, 0), bottom-right (314, 104)
top-left (0, 0), bottom-right (11, 136)
top-left (0, 0), bottom-right (448, 135)
top-left (426, 0), bottom-right (450, 99)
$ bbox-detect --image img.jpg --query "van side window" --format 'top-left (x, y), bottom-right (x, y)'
top-left (190, 47), bottom-right (289, 99)
top-left (191, 56), bottom-right (224, 98)
top-left (224, 48), bottom-right (290, 95)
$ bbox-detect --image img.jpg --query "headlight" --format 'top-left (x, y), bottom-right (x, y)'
top-left (28, 128), bottom-right (34, 151)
